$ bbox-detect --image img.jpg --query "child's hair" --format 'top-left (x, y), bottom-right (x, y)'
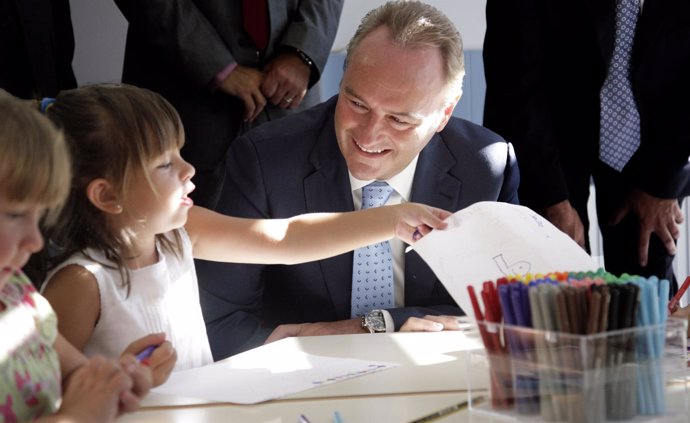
top-left (43, 84), bottom-right (185, 294)
top-left (0, 89), bottom-right (71, 224)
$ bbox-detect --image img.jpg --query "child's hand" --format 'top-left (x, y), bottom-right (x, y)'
top-left (394, 203), bottom-right (452, 244)
top-left (117, 354), bottom-right (153, 413)
top-left (56, 355), bottom-right (135, 423)
top-left (122, 333), bottom-right (177, 386)
top-left (671, 305), bottom-right (690, 337)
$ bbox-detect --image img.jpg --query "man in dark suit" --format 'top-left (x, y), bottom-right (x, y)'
top-left (483, 0), bottom-right (690, 292)
top-left (198, 0), bottom-right (520, 359)
top-left (113, 0), bottom-right (344, 208)
top-left (0, 0), bottom-right (76, 98)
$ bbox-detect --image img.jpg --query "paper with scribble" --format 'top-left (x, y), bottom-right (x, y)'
top-left (410, 202), bottom-right (598, 320)
top-left (153, 348), bottom-right (397, 404)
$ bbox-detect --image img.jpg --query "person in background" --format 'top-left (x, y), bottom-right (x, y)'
top-left (0, 0), bottom-right (77, 99)
top-left (0, 89), bottom-right (150, 423)
top-left (112, 0), bottom-right (344, 208)
top-left (197, 0), bottom-right (520, 360)
top-left (483, 0), bottom-right (690, 293)
top-left (38, 84), bottom-right (450, 373)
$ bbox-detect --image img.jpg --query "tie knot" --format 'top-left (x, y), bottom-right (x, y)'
top-left (361, 182), bottom-right (394, 209)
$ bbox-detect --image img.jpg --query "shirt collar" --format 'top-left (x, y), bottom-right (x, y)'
top-left (348, 155), bottom-right (419, 202)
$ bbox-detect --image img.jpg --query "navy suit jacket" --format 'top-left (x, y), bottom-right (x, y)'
top-left (484, 0), bottom-right (690, 210)
top-left (197, 96), bottom-right (520, 359)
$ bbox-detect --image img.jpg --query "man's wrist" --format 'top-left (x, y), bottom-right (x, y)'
top-left (288, 47), bottom-right (313, 69)
top-left (361, 309), bottom-right (394, 333)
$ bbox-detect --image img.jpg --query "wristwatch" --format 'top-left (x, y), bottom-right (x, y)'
top-left (361, 309), bottom-right (387, 333)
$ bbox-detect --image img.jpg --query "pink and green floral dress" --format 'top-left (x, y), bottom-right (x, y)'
top-left (1, 271), bottom-right (61, 422)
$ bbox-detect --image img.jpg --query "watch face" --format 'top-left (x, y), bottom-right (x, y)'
top-left (365, 311), bottom-right (386, 332)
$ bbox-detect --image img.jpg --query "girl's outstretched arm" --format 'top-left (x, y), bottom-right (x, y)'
top-left (186, 203), bottom-right (451, 264)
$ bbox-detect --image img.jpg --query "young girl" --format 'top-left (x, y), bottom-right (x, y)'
top-left (0, 89), bottom-right (151, 422)
top-left (40, 84), bottom-right (450, 372)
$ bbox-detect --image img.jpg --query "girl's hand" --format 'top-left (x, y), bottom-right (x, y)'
top-left (394, 203), bottom-right (452, 244)
top-left (55, 356), bottom-right (134, 423)
top-left (121, 333), bottom-right (177, 386)
top-left (117, 354), bottom-right (153, 413)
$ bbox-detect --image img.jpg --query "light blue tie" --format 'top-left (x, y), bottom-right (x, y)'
top-left (599, 0), bottom-right (641, 172)
top-left (351, 182), bottom-right (395, 318)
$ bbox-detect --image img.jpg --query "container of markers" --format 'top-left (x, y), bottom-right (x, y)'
top-left (467, 318), bottom-right (688, 423)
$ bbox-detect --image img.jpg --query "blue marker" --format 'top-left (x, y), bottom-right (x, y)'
top-left (135, 345), bottom-right (156, 363)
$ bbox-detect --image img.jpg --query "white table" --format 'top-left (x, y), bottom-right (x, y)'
top-left (117, 331), bottom-right (689, 423)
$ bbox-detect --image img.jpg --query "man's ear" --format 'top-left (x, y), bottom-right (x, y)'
top-left (86, 178), bottom-right (122, 214)
top-left (436, 93), bottom-right (462, 132)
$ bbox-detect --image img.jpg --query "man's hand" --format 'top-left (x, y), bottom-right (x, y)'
top-left (218, 65), bottom-right (266, 121)
top-left (265, 314), bottom-right (465, 344)
top-left (261, 52), bottom-right (310, 109)
top-left (542, 200), bottom-right (586, 248)
top-left (610, 189), bottom-right (683, 266)
top-left (399, 315), bottom-right (464, 332)
top-left (265, 318), bottom-right (364, 344)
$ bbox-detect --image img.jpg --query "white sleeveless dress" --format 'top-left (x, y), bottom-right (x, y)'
top-left (43, 229), bottom-right (213, 370)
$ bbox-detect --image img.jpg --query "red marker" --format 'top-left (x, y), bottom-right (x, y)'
top-left (668, 276), bottom-right (690, 315)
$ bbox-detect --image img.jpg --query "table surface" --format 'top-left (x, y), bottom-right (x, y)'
top-left (117, 331), bottom-right (689, 423)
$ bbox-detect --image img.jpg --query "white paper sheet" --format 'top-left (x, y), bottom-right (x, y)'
top-left (411, 202), bottom-right (598, 320)
top-left (152, 349), bottom-right (397, 404)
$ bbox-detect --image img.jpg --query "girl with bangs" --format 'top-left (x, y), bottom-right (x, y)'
top-left (39, 84), bottom-right (450, 377)
top-left (0, 89), bottom-right (151, 423)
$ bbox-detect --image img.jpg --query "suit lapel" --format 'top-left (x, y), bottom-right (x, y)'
top-left (303, 111), bottom-right (355, 319)
top-left (406, 133), bottom-right (462, 303)
top-left (409, 133), bottom-right (461, 210)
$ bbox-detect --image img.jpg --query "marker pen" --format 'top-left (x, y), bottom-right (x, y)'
top-left (135, 345), bottom-right (157, 363)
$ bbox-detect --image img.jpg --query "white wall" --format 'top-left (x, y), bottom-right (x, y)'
top-left (333, 0), bottom-right (487, 51)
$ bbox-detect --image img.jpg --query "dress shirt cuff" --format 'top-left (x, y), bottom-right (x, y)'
top-left (381, 309), bottom-right (395, 333)
top-left (210, 62), bottom-right (238, 92)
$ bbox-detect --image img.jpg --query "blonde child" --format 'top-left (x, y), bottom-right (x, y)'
top-left (40, 84), bottom-right (450, 372)
top-left (0, 89), bottom-right (151, 422)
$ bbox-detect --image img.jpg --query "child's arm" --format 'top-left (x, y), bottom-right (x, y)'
top-left (42, 264), bottom-right (100, 351)
top-left (186, 203), bottom-right (451, 263)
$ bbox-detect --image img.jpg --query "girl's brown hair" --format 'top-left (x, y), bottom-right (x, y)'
top-left (44, 84), bottom-right (185, 294)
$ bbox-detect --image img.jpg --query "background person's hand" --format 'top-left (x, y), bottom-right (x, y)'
top-left (542, 199), bottom-right (586, 248)
top-left (610, 190), bottom-right (683, 266)
top-left (261, 52), bottom-right (310, 109)
top-left (218, 65), bottom-right (267, 121)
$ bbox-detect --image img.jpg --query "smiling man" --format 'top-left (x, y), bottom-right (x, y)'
top-left (197, 0), bottom-right (520, 359)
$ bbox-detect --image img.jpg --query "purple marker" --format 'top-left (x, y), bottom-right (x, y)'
top-left (135, 345), bottom-right (157, 363)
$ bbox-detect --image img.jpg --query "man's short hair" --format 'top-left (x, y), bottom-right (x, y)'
top-left (345, 1), bottom-right (465, 91)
